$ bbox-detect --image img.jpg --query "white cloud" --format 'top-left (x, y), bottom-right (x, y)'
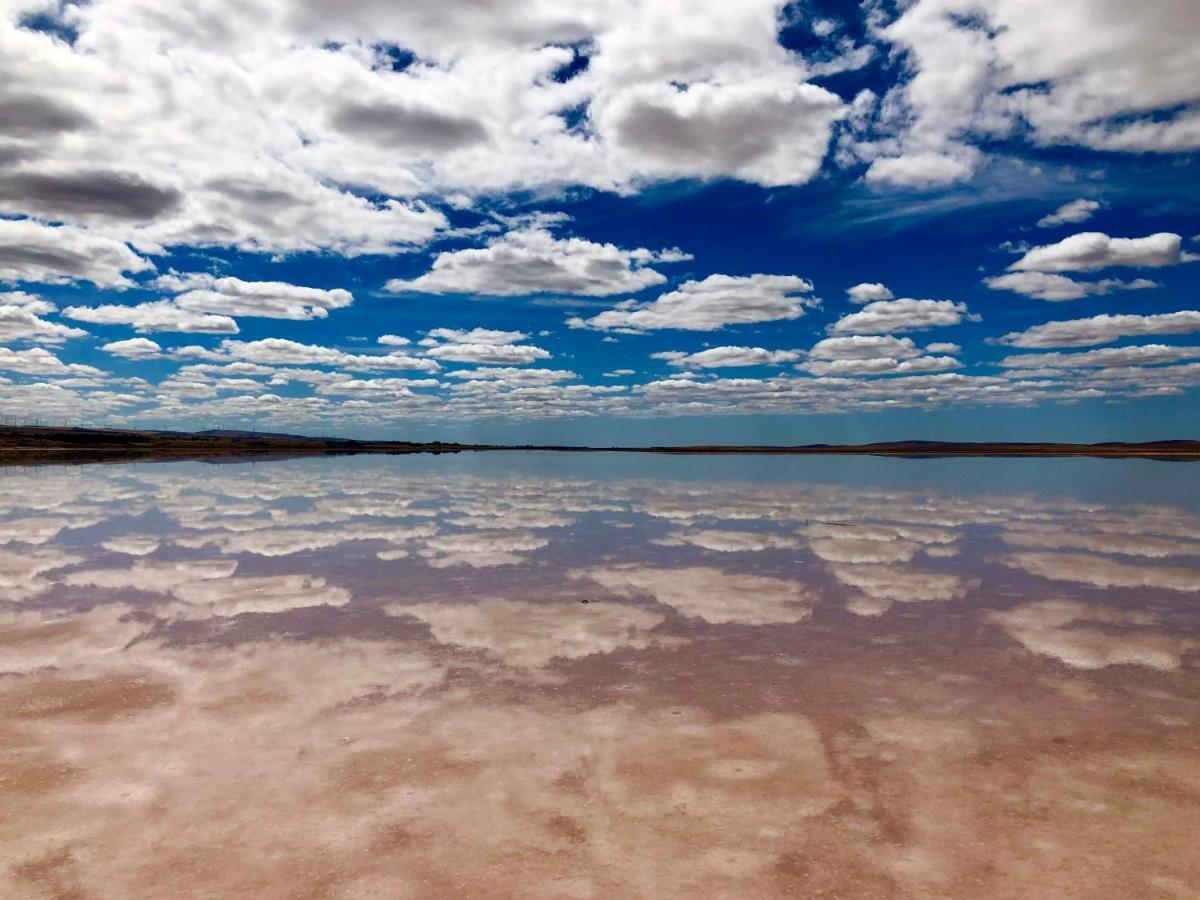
top-left (800, 335), bottom-right (962, 375)
top-left (0, 292), bottom-right (56, 316)
top-left (385, 225), bottom-right (687, 297)
top-left (846, 282), bottom-right (893, 303)
top-left (445, 367), bottom-right (576, 383)
top-left (984, 271), bottom-right (1157, 301)
top-left (828, 299), bottom-right (978, 334)
top-left (1037, 199), bottom-right (1101, 228)
top-left (425, 342), bottom-right (551, 365)
top-left (653, 346), bottom-right (802, 369)
top-left (0, 305), bottom-right (89, 344)
top-left (999, 344), bottom-right (1200, 369)
top-left (570, 274), bottom-right (816, 332)
top-left (1009, 232), bottom-right (1196, 273)
top-left (924, 342), bottom-right (961, 354)
top-left (174, 338), bottom-right (441, 372)
top-left (417, 326), bottom-right (550, 365)
top-left (167, 276), bottom-right (353, 320)
top-left (0, 219), bottom-right (153, 288)
top-left (377, 334), bottom-right (410, 347)
top-left (855, 0), bottom-right (1200, 186)
top-left (864, 150), bottom-right (979, 188)
top-left (0, 347), bottom-right (104, 377)
top-left (102, 338), bottom-right (164, 360)
top-left (809, 335), bottom-right (920, 360)
top-left (422, 327), bottom-right (529, 345)
top-left (62, 300), bottom-right (239, 334)
top-left (998, 311), bottom-right (1200, 348)
top-left (802, 355), bottom-right (961, 377)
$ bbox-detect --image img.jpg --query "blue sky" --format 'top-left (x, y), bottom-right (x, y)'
top-left (2, 0), bottom-right (1199, 443)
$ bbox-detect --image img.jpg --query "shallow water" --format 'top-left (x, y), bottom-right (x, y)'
top-left (1, 453), bottom-right (1198, 898)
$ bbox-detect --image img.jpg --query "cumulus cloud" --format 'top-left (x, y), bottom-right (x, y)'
top-left (418, 326), bottom-right (551, 365)
top-left (846, 282), bottom-right (893, 303)
top-left (0, 169), bottom-right (183, 223)
top-left (0, 304), bottom-right (88, 344)
top-left (445, 367), bottom-right (576, 384)
top-left (570, 274), bottom-right (816, 332)
top-left (984, 271), bottom-right (1157, 302)
top-left (1008, 232), bottom-right (1196, 273)
top-left (102, 338), bottom-right (164, 360)
top-left (856, 0), bottom-right (1200, 186)
top-left (998, 344), bottom-right (1200, 369)
top-left (62, 300), bottom-right (239, 334)
top-left (863, 150), bottom-right (979, 188)
top-left (0, 219), bottom-right (153, 288)
top-left (425, 343), bottom-right (551, 365)
top-left (385, 225), bottom-right (687, 297)
top-left (0, 347), bottom-right (104, 377)
top-left (809, 335), bottom-right (919, 360)
top-left (330, 99), bottom-right (488, 152)
top-left (162, 275), bottom-right (354, 320)
top-left (997, 311), bottom-right (1200, 348)
top-left (828, 299), bottom-right (979, 335)
top-left (592, 78), bottom-right (844, 188)
top-left (422, 328), bottom-right (529, 345)
top-left (174, 338), bottom-right (441, 372)
top-left (1037, 199), bottom-right (1101, 228)
top-left (801, 355), bottom-right (961, 377)
top-left (653, 346), bottom-right (802, 369)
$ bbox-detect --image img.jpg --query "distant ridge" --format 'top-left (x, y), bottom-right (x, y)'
top-left (0, 425), bottom-right (1197, 464)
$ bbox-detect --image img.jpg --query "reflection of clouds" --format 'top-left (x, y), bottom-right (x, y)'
top-left (573, 565), bottom-right (813, 625)
top-left (809, 537), bottom-right (920, 564)
top-left (989, 600), bottom-right (1193, 670)
top-left (830, 563), bottom-right (976, 617)
top-left (62, 559), bottom-right (238, 595)
top-left (1002, 552), bottom-right (1200, 592)
top-left (416, 531), bottom-right (549, 568)
top-left (168, 575), bottom-right (351, 619)
top-left (1002, 530), bottom-right (1200, 559)
top-left (389, 599), bottom-right (674, 668)
top-left (655, 529), bottom-right (800, 552)
top-left (1, 515), bottom-right (103, 545)
top-left (0, 604), bottom-right (847, 898)
top-left (101, 535), bottom-right (161, 556)
top-left (177, 523), bottom-right (438, 557)
top-left (802, 522), bottom-right (957, 545)
top-left (1, 548), bottom-right (84, 602)
top-left (0, 460), bottom-right (1199, 897)
top-left (0, 604), bottom-right (150, 674)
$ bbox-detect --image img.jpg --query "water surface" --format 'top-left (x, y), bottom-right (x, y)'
top-left (2, 454), bottom-right (1199, 898)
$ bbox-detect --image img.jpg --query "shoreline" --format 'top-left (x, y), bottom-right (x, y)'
top-left (1, 426), bottom-right (1198, 464)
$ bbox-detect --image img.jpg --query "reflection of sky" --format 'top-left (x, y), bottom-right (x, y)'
top-left (1, 455), bottom-right (1199, 897)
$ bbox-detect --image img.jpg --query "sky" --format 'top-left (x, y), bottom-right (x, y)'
top-left (1, 0), bottom-right (1198, 444)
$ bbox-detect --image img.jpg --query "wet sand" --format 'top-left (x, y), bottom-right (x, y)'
top-left (1, 456), bottom-right (1198, 897)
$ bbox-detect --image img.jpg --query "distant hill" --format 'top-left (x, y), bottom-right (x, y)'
top-left (196, 429), bottom-right (355, 443)
top-left (0, 425), bottom-right (1197, 464)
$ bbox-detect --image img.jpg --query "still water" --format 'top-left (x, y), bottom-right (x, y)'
top-left (1, 453), bottom-right (1198, 898)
